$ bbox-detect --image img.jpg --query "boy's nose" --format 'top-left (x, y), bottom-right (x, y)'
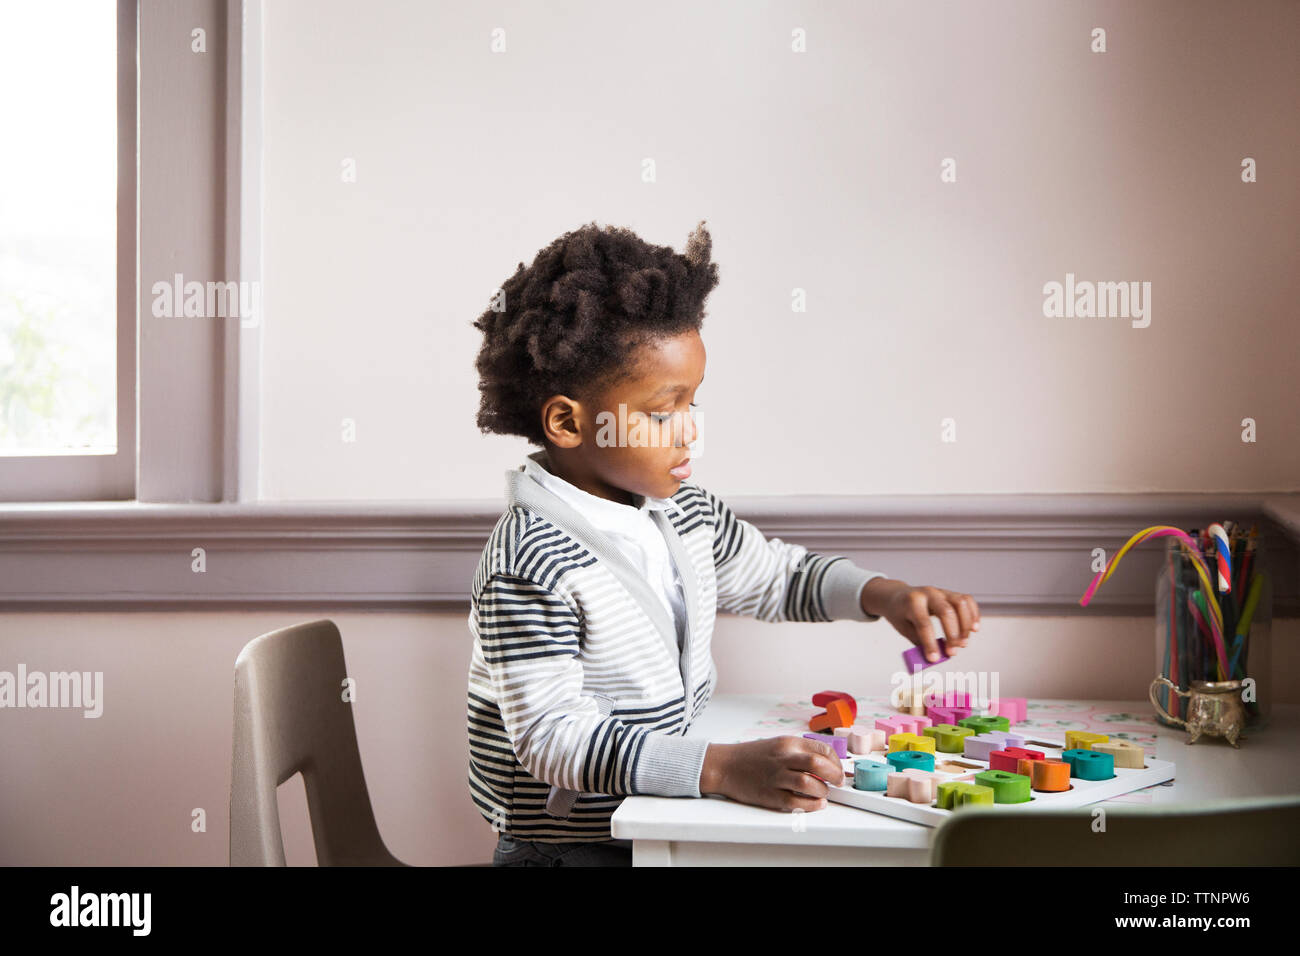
top-left (680, 411), bottom-right (699, 446)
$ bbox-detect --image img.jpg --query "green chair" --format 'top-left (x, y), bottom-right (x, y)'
top-left (931, 794), bottom-right (1300, 865)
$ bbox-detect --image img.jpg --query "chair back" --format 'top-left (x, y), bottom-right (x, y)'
top-left (230, 619), bottom-right (403, 865)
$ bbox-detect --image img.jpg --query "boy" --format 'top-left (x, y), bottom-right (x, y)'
top-left (467, 221), bottom-right (980, 866)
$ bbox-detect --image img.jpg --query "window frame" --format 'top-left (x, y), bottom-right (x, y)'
top-left (0, 0), bottom-right (263, 505)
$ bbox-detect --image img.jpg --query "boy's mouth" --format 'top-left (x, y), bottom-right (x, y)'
top-left (669, 459), bottom-right (692, 480)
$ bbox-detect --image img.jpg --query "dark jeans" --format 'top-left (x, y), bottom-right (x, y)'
top-left (492, 833), bottom-right (633, 867)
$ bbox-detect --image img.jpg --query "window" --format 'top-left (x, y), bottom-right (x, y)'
top-left (0, 0), bottom-right (135, 500)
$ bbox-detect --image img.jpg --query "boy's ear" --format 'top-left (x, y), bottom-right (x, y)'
top-left (539, 394), bottom-right (582, 448)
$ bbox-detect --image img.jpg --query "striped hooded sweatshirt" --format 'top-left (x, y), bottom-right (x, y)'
top-left (466, 450), bottom-right (888, 843)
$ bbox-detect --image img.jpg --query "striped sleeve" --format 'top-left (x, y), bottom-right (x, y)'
top-left (701, 487), bottom-right (887, 623)
top-left (476, 572), bottom-right (710, 798)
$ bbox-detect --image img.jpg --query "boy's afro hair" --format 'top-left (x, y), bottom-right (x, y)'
top-left (472, 220), bottom-right (720, 447)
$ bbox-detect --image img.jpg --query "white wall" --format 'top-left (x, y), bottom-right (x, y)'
top-left (257, 0), bottom-right (1298, 500)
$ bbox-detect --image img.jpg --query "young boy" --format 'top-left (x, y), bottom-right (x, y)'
top-left (466, 221), bottom-right (981, 866)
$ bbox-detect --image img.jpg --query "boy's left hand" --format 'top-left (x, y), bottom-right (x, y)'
top-left (861, 578), bottom-right (981, 663)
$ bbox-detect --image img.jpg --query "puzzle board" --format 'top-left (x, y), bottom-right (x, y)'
top-left (734, 695), bottom-right (1177, 827)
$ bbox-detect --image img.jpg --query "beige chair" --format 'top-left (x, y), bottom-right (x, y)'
top-left (230, 619), bottom-right (408, 866)
top-left (930, 793), bottom-right (1300, 865)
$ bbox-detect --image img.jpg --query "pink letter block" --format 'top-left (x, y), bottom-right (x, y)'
top-left (849, 728), bottom-right (887, 754)
top-left (887, 768), bottom-right (938, 804)
top-left (988, 697), bottom-right (1028, 724)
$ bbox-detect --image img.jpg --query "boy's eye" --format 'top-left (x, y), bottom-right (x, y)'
top-left (650, 403), bottom-right (699, 423)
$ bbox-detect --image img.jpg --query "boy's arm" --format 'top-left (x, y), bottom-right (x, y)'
top-left (702, 486), bottom-right (887, 624)
top-left (476, 572), bottom-right (710, 798)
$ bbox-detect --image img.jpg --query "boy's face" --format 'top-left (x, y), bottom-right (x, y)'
top-left (542, 329), bottom-right (705, 505)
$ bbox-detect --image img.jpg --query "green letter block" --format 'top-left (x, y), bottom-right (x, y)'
top-left (973, 769), bottom-right (1032, 804)
top-left (958, 715), bottom-right (1010, 735)
top-left (936, 781), bottom-right (996, 809)
top-left (922, 723), bottom-right (975, 753)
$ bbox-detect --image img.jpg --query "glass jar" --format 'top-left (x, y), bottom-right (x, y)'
top-left (1153, 534), bottom-right (1271, 731)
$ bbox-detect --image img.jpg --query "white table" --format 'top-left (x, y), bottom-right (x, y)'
top-left (611, 694), bottom-right (1300, 866)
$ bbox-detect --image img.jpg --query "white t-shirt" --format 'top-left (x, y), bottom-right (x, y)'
top-left (522, 455), bottom-right (689, 652)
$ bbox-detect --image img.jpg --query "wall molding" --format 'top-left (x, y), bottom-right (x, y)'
top-left (0, 494), bottom-right (1296, 615)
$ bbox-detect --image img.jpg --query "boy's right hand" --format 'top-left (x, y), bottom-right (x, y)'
top-left (699, 737), bottom-right (844, 812)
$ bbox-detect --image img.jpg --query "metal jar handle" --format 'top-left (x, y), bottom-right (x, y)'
top-left (1149, 676), bottom-right (1189, 729)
